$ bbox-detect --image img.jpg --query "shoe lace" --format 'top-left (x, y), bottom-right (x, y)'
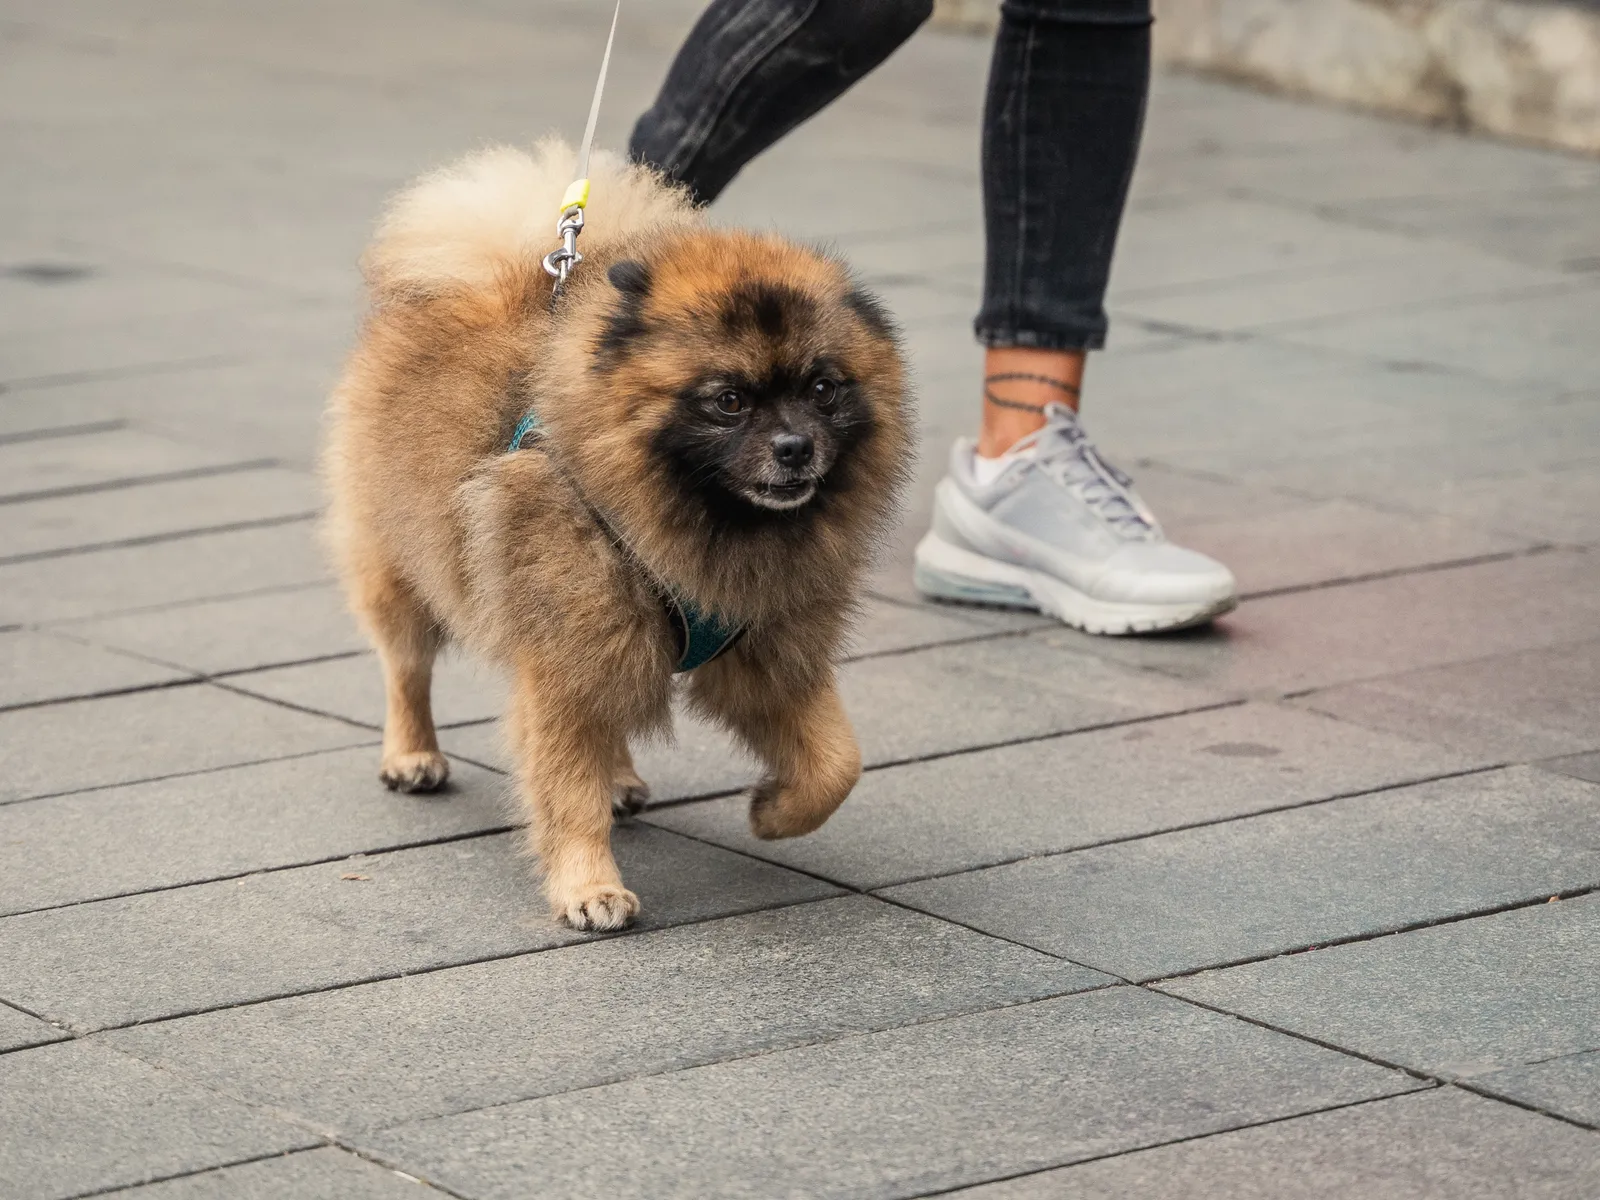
top-left (1018, 404), bottom-right (1160, 539)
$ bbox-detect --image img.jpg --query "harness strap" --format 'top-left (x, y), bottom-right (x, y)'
top-left (508, 411), bottom-right (746, 673)
top-left (508, 410), bottom-right (543, 450)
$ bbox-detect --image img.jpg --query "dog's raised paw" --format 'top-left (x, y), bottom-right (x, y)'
top-left (557, 883), bottom-right (640, 932)
top-left (380, 751), bottom-right (451, 794)
top-left (747, 779), bottom-right (830, 840)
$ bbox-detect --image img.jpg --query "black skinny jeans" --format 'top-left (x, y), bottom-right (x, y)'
top-left (630, 0), bottom-right (1152, 351)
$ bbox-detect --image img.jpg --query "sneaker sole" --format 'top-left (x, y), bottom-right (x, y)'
top-left (913, 532), bottom-right (1237, 636)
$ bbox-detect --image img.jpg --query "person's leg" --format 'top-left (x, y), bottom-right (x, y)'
top-left (975, 0), bottom-right (1150, 448)
top-left (916, 0), bottom-right (1237, 634)
top-left (629, 0), bottom-right (933, 204)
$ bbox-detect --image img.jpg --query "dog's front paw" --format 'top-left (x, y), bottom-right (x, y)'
top-left (380, 751), bottom-right (450, 793)
top-left (554, 883), bottom-right (640, 931)
top-left (748, 779), bottom-right (832, 840)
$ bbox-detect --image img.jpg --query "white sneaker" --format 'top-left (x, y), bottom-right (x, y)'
top-left (914, 404), bottom-right (1237, 635)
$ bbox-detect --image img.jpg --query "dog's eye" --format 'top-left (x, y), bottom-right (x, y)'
top-left (810, 378), bottom-right (838, 407)
top-left (715, 389), bottom-right (746, 415)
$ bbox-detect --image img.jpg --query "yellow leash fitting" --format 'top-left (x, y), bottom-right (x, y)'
top-left (560, 178), bottom-right (591, 214)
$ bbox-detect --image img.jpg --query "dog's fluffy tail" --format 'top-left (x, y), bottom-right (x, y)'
top-left (362, 137), bottom-right (698, 299)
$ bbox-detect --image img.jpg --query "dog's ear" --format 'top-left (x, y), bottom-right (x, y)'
top-left (598, 261), bottom-right (653, 363)
top-left (608, 260), bottom-right (651, 296)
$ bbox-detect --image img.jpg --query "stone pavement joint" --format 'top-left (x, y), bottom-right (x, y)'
top-left (0, 511), bottom-right (320, 568)
top-left (0, 419), bottom-right (129, 446)
top-left (0, 457), bottom-right (280, 507)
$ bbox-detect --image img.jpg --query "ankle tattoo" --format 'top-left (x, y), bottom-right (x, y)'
top-left (982, 372), bottom-right (1080, 415)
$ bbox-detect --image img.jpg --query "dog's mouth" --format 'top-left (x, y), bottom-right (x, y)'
top-left (743, 478), bottom-right (818, 511)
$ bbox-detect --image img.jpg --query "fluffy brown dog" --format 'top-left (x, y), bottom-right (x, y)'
top-left (324, 141), bottom-right (913, 930)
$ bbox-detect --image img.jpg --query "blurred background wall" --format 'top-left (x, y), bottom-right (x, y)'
top-left (933, 0), bottom-right (1600, 153)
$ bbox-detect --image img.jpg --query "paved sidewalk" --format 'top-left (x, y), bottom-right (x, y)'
top-left (2, 2), bottom-right (1597, 1197)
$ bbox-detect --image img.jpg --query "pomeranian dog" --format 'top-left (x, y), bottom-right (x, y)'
top-left (323, 140), bottom-right (913, 930)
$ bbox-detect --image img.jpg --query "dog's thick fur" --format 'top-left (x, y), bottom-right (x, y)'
top-left (324, 140), bottom-right (913, 930)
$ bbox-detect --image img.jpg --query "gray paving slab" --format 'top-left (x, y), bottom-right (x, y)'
top-left (0, 628), bottom-right (189, 709)
top-left (845, 594), bottom-right (1047, 658)
top-left (1133, 72), bottom-right (1600, 209)
top-left (0, 521), bottom-right (329, 625)
top-left (96, 1149), bottom-right (431, 1200)
top-left (1125, 246), bottom-right (1572, 335)
top-left (947, 1088), bottom-right (1600, 1198)
top-left (0, 748), bottom-right (507, 916)
top-left (0, 426), bottom-right (246, 500)
top-left (1112, 198), bottom-right (1568, 331)
top-left (225, 652), bottom-right (506, 730)
top-left (1164, 498), bottom-right (1532, 598)
top-left (716, 145), bottom-right (981, 247)
top-left (1067, 549), bottom-right (1600, 696)
top-left (1108, 196), bottom-right (1436, 302)
top-left (1160, 893), bottom-right (1600, 1080)
top-left (0, 257), bottom-right (281, 346)
top-left (445, 634), bottom-right (1218, 800)
top-left (1473, 1051), bottom-right (1600, 1130)
top-left (1078, 336), bottom-right (1577, 490)
top-left (108, 896), bottom-right (1106, 1132)
top-left (0, 287), bottom-right (353, 385)
top-left (0, 683), bottom-right (369, 805)
top-left (840, 230), bottom-right (984, 292)
top-left (648, 701), bottom-right (1482, 890)
top-left (884, 767), bottom-right (1600, 980)
top-left (1075, 347), bottom-right (1540, 489)
top-left (62, 583), bottom-right (366, 675)
top-left (1278, 280), bottom-right (1600, 393)
top-left (849, 632), bottom-right (1219, 762)
top-left (1338, 185), bottom-right (1600, 275)
top-left (1082, 331), bottom-right (1413, 433)
top-left (1400, 455), bottom-right (1600, 547)
top-left (1301, 641), bottom-right (1600, 762)
top-left (3, 355), bottom-right (342, 470)
top-left (1542, 751), bottom-right (1600, 785)
top-left (1240, 400), bottom-right (1600, 506)
top-left (353, 986), bottom-right (1420, 1200)
top-left (0, 1039), bottom-right (316, 1200)
top-left (0, 378), bottom-right (182, 441)
top-left (0, 1000), bottom-right (66, 1053)
top-left (0, 824), bottom-right (838, 1031)
top-left (0, 467), bottom-right (318, 562)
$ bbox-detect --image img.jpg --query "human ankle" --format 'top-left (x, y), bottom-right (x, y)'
top-left (979, 347), bottom-right (1085, 457)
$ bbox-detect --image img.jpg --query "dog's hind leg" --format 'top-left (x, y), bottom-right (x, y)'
top-left (345, 558), bottom-right (450, 793)
top-left (612, 744), bottom-right (650, 818)
top-left (509, 670), bottom-right (639, 930)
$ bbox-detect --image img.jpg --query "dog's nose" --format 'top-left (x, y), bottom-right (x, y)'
top-left (771, 431), bottom-right (814, 469)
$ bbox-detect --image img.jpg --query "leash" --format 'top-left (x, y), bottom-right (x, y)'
top-left (508, 412), bottom-right (746, 674)
top-left (542, 1), bottom-right (620, 293)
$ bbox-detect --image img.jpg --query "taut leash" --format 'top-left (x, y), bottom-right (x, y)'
top-left (542, 1), bottom-right (620, 293)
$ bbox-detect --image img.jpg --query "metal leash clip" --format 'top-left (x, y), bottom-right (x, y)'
top-left (542, 196), bottom-right (586, 286)
top-left (543, 2), bottom-right (619, 293)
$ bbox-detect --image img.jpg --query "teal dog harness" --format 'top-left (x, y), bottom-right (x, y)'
top-left (509, 410), bottom-right (745, 673)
